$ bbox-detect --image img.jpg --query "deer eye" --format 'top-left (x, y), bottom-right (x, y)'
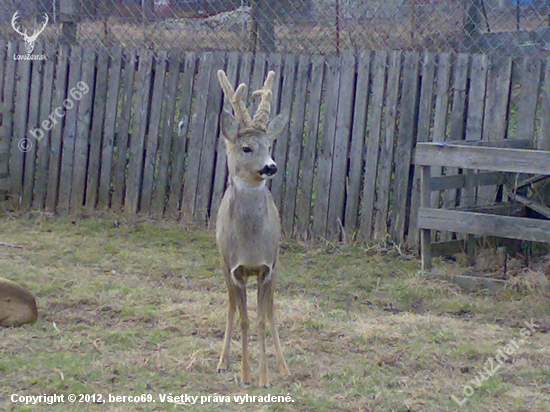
top-left (242, 147), bottom-right (252, 153)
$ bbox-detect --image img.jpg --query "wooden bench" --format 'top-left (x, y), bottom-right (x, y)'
top-left (415, 141), bottom-right (550, 272)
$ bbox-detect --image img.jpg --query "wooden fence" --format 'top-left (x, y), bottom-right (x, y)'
top-left (0, 41), bottom-right (549, 245)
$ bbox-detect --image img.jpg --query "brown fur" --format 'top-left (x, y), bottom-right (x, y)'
top-left (216, 70), bottom-right (289, 387)
top-left (0, 278), bottom-right (38, 327)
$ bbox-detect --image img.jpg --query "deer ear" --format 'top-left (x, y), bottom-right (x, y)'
top-left (220, 110), bottom-right (239, 142)
top-left (267, 113), bottom-right (288, 142)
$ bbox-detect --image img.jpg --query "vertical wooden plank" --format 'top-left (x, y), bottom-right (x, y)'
top-left (181, 52), bottom-right (213, 219)
top-left (326, 50), bottom-right (355, 240)
top-left (249, 52), bottom-right (267, 115)
top-left (296, 55), bottom-right (324, 238)
top-left (270, 53), bottom-right (297, 211)
top-left (98, 47), bottom-right (123, 209)
top-left (344, 50), bottom-right (371, 236)
top-left (265, 53), bottom-right (283, 118)
top-left (420, 165), bottom-right (432, 271)
top-left (448, 54), bottom-right (470, 142)
top-left (465, 54), bottom-right (488, 142)
top-left (140, 51), bottom-right (168, 214)
top-left (281, 54), bottom-right (310, 236)
top-left (22, 43), bottom-right (44, 209)
top-left (0, 41), bottom-right (5, 104)
top-left (443, 53), bottom-right (470, 218)
top-left (210, 52), bottom-right (242, 222)
top-left (373, 51), bottom-right (402, 240)
top-left (111, 52), bottom-right (137, 211)
top-left (1, 43), bottom-right (16, 182)
top-left (539, 58), bottom-right (550, 151)
top-left (152, 52), bottom-right (181, 216)
top-left (70, 48), bottom-right (96, 212)
top-left (482, 56), bottom-right (513, 141)
top-left (407, 52), bottom-right (436, 248)
top-left (45, 45), bottom-right (70, 212)
top-left (515, 57), bottom-right (542, 142)
top-left (312, 56), bottom-right (340, 238)
top-left (478, 56), bottom-right (512, 206)
top-left (125, 51), bottom-right (153, 215)
top-left (466, 54), bottom-right (491, 208)
top-left (430, 52), bottom-right (452, 210)
top-left (57, 46), bottom-right (83, 213)
top-left (85, 48), bottom-right (110, 208)
top-left (391, 52), bottom-right (420, 244)
top-left (358, 50), bottom-right (387, 240)
top-left (11, 42), bottom-right (32, 204)
top-left (194, 52), bottom-right (226, 221)
top-left (166, 52), bottom-right (197, 217)
top-left (33, 44), bottom-right (56, 210)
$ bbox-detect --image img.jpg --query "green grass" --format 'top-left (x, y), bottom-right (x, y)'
top-left (1, 214), bottom-right (549, 411)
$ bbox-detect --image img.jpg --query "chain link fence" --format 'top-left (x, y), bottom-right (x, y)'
top-left (0, 0), bottom-right (549, 58)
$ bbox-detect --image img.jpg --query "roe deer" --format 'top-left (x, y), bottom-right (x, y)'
top-left (0, 278), bottom-right (38, 327)
top-left (215, 69), bottom-right (289, 387)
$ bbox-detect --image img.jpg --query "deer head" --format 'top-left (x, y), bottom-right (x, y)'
top-left (12, 11), bottom-right (49, 55)
top-left (217, 70), bottom-right (287, 185)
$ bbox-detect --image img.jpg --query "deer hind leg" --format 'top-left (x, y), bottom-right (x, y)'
top-left (217, 277), bottom-right (236, 373)
top-left (266, 271), bottom-right (289, 376)
top-left (232, 266), bottom-right (251, 385)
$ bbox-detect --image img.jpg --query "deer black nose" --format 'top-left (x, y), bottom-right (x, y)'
top-left (260, 164), bottom-right (278, 176)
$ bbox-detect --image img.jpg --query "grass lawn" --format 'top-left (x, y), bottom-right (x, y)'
top-left (1, 214), bottom-right (549, 411)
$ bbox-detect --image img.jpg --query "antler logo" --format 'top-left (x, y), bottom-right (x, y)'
top-left (12, 11), bottom-right (49, 55)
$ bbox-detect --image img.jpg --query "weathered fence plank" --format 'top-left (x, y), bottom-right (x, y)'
top-left (540, 58), bottom-right (550, 151)
top-left (46, 45), bottom-right (70, 212)
top-left (210, 52), bottom-right (241, 219)
top-left (11, 42), bottom-right (32, 204)
top-left (430, 52), bottom-right (452, 215)
top-left (407, 52), bottom-right (436, 247)
top-left (22, 43), bottom-right (44, 209)
top-left (125, 51), bottom-right (153, 215)
top-left (373, 51), bottom-right (402, 240)
top-left (166, 52), bottom-right (196, 217)
top-left (281, 54), bottom-right (309, 236)
top-left (271, 53), bottom-right (297, 211)
top-left (344, 50), bottom-right (371, 236)
top-left (465, 54), bottom-right (488, 142)
top-left (515, 57), bottom-right (542, 141)
top-left (391, 52), bottom-right (420, 244)
top-left (112, 52), bottom-right (136, 210)
top-left (33, 44), bottom-right (56, 210)
top-left (181, 52), bottom-right (213, 218)
top-left (296, 55), bottom-right (324, 238)
top-left (152, 51), bottom-right (181, 217)
top-left (483, 57), bottom-right (513, 141)
top-left (140, 51), bottom-right (168, 214)
top-left (85, 48), bottom-right (110, 208)
top-left (98, 47), bottom-right (123, 209)
top-left (327, 50), bottom-right (355, 239)
top-left (210, 52), bottom-right (243, 222)
top-left (313, 56), bottom-right (340, 238)
top-left (358, 50), bottom-right (387, 240)
top-left (195, 51), bottom-right (226, 221)
top-left (70, 47), bottom-right (95, 212)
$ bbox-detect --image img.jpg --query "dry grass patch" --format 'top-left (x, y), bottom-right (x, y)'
top-left (1, 214), bottom-right (549, 411)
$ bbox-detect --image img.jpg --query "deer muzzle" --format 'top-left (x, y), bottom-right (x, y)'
top-left (259, 164), bottom-right (278, 178)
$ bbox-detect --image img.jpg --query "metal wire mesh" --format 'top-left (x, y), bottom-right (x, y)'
top-left (0, 0), bottom-right (549, 58)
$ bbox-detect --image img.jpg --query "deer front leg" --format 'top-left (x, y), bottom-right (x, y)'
top-left (232, 267), bottom-right (251, 385)
top-left (217, 278), bottom-right (236, 373)
top-left (257, 267), bottom-right (271, 387)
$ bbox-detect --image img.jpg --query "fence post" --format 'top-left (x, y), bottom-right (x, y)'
top-left (59, 0), bottom-right (80, 45)
top-left (251, 0), bottom-right (276, 52)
